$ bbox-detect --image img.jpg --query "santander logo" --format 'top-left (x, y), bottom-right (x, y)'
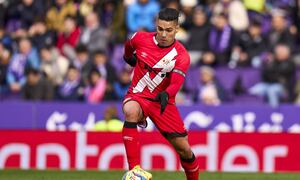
top-left (0, 131), bottom-right (292, 172)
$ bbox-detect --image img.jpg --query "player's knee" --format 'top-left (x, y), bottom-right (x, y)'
top-left (123, 101), bottom-right (143, 122)
top-left (177, 146), bottom-right (193, 159)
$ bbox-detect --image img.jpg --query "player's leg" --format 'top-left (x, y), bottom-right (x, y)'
top-left (167, 136), bottom-right (199, 180)
top-left (149, 103), bottom-right (199, 180)
top-left (122, 98), bottom-right (152, 179)
top-left (122, 100), bottom-right (144, 169)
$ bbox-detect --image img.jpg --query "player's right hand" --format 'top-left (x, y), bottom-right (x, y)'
top-left (123, 54), bottom-right (137, 67)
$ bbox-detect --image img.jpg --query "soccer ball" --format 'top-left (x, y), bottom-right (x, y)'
top-left (122, 170), bottom-right (148, 180)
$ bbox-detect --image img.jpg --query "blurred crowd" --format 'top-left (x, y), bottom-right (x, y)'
top-left (1, 0), bottom-right (300, 107)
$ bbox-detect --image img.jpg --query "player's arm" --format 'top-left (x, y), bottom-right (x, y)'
top-left (166, 53), bottom-right (190, 97)
top-left (155, 54), bottom-right (190, 114)
top-left (123, 33), bottom-right (138, 67)
top-left (155, 71), bottom-right (185, 114)
top-left (165, 71), bottom-right (185, 97)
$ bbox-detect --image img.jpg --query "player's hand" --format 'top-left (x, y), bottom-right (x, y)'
top-left (154, 91), bottom-right (169, 115)
top-left (123, 53), bottom-right (137, 67)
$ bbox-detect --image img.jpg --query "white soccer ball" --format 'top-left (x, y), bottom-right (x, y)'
top-left (122, 170), bottom-right (148, 180)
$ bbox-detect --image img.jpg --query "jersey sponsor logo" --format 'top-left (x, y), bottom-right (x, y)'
top-left (133, 48), bottom-right (177, 93)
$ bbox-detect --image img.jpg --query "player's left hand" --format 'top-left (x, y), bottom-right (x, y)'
top-left (154, 91), bottom-right (169, 115)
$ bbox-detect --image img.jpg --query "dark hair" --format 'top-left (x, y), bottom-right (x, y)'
top-left (75, 44), bottom-right (88, 53)
top-left (64, 15), bottom-right (77, 22)
top-left (93, 49), bottom-right (107, 57)
top-left (158, 8), bottom-right (180, 23)
top-left (250, 20), bottom-right (262, 27)
top-left (68, 64), bottom-right (78, 71)
top-left (216, 12), bottom-right (228, 19)
top-left (25, 67), bottom-right (40, 76)
top-left (18, 37), bottom-right (31, 44)
top-left (88, 68), bottom-right (101, 82)
top-left (40, 44), bottom-right (53, 51)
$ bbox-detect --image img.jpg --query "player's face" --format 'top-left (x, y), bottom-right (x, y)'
top-left (156, 19), bottom-right (178, 47)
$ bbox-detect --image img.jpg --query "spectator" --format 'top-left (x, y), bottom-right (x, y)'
top-left (175, 87), bottom-right (193, 105)
top-left (0, 1), bottom-right (5, 27)
top-left (180, 0), bottom-right (198, 30)
top-left (92, 50), bottom-right (117, 100)
top-left (265, 0), bottom-right (295, 13)
top-left (7, 38), bottom-right (40, 94)
top-left (57, 65), bottom-right (83, 101)
top-left (295, 78), bottom-right (300, 104)
top-left (79, 11), bottom-right (110, 53)
top-left (93, 106), bottom-right (123, 132)
top-left (28, 20), bottom-right (56, 50)
top-left (84, 68), bottom-right (107, 103)
top-left (46, 0), bottom-right (76, 32)
top-left (0, 0), bottom-right (299, 108)
top-left (230, 20), bottom-right (268, 68)
top-left (164, 0), bottom-right (180, 10)
top-left (126, 0), bottom-right (160, 34)
top-left (77, 0), bottom-right (101, 26)
top-left (249, 44), bottom-right (296, 107)
top-left (206, 13), bottom-right (236, 66)
top-left (11, 27), bottom-right (28, 40)
top-left (56, 15), bottom-right (81, 60)
top-left (72, 45), bottom-right (93, 84)
top-left (19, 0), bottom-right (43, 28)
top-left (100, 0), bottom-right (115, 28)
top-left (243, 3), bottom-right (267, 34)
top-left (40, 45), bottom-right (69, 86)
top-left (0, 42), bottom-right (11, 94)
top-left (194, 66), bottom-right (227, 105)
top-left (0, 27), bottom-right (13, 50)
top-left (22, 68), bottom-right (54, 100)
top-left (92, 50), bottom-right (117, 84)
top-left (185, 6), bottom-right (210, 66)
top-left (5, 0), bottom-right (43, 30)
top-left (268, 9), bottom-right (295, 51)
top-left (113, 68), bottom-right (131, 100)
top-left (213, 0), bottom-right (249, 31)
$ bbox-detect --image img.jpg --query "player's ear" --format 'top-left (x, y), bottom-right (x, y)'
top-left (175, 23), bottom-right (179, 33)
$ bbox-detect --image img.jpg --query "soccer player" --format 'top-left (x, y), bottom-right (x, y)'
top-left (122, 8), bottom-right (199, 180)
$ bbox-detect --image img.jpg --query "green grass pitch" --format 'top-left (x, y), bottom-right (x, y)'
top-left (0, 170), bottom-right (300, 180)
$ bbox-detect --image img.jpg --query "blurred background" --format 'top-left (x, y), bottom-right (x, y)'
top-left (1, 0), bottom-right (300, 106)
top-left (1, 0), bottom-right (300, 177)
